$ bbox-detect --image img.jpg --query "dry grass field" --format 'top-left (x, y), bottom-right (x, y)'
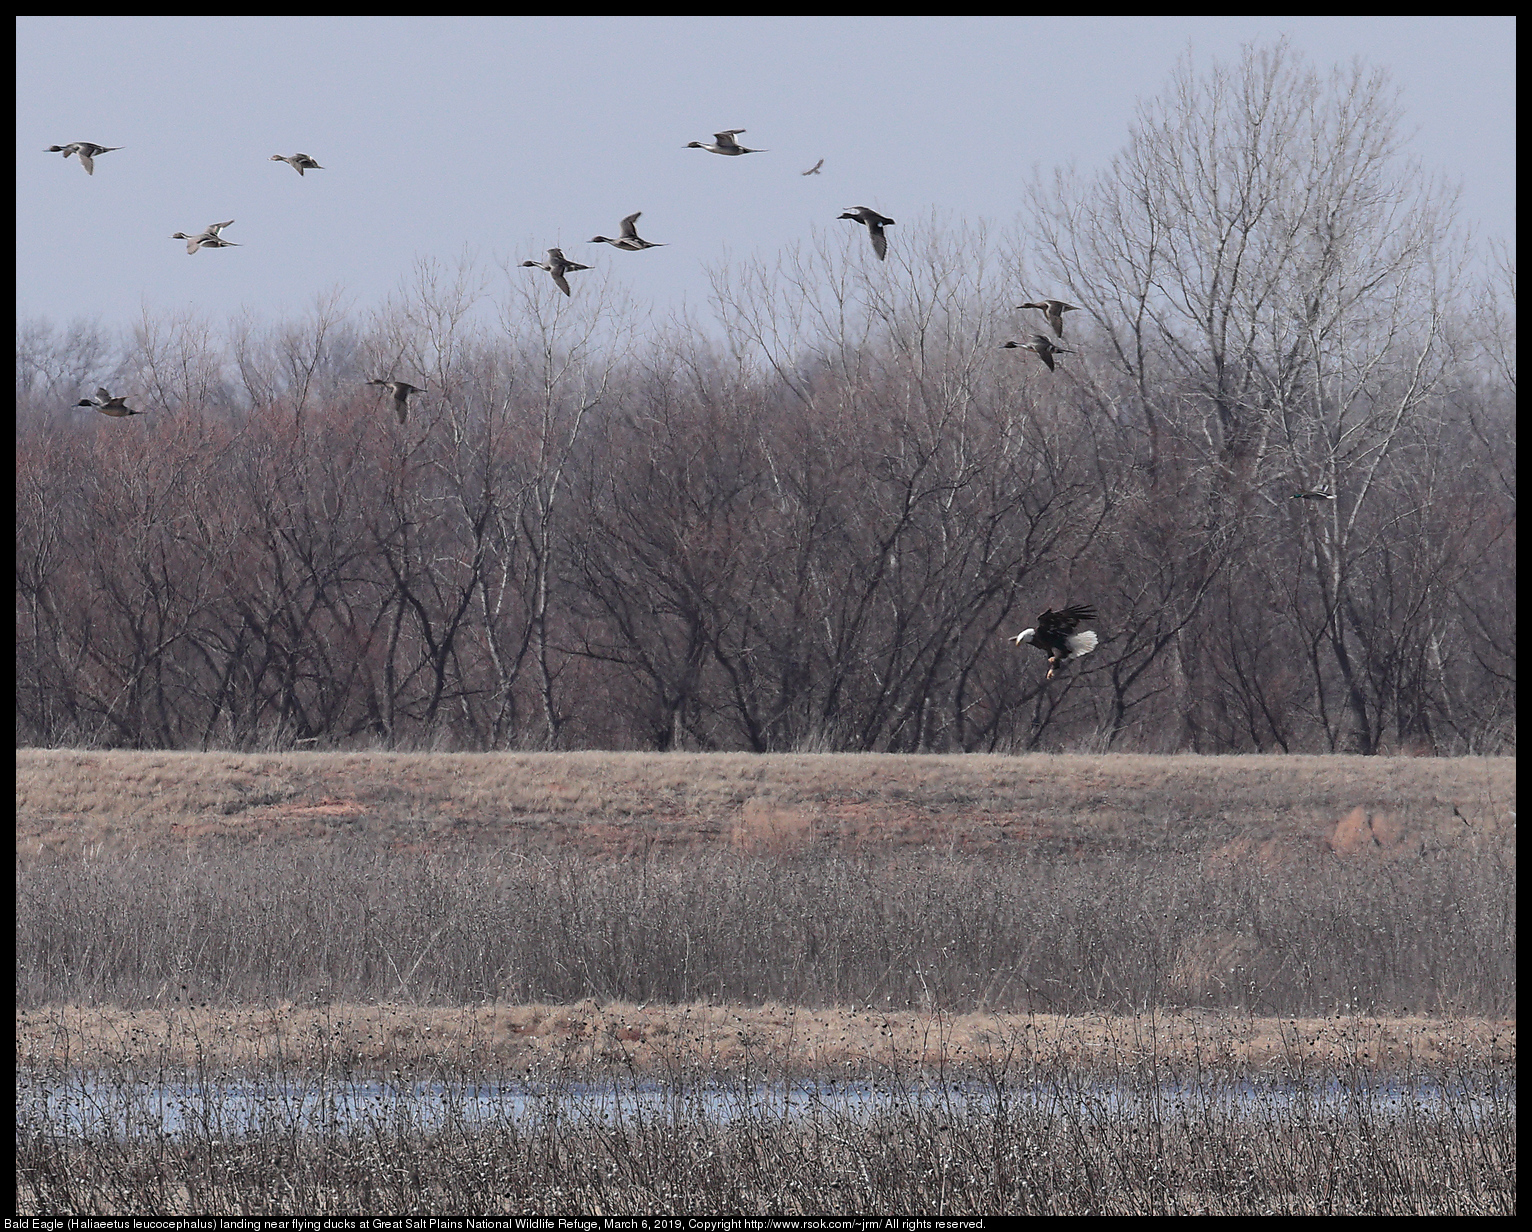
top-left (16, 999), bottom-right (1515, 1076)
top-left (15, 751), bottom-right (1516, 1214)
top-left (16, 750), bottom-right (1516, 1021)
top-left (15, 749), bottom-right (1514, 860)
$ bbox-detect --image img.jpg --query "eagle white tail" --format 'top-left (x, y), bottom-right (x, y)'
top-left (1067, 630), bottom-right (1099, 659)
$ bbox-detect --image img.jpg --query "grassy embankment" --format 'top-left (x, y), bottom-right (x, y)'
top-left (15, 751), bottom-right (1516, 1213)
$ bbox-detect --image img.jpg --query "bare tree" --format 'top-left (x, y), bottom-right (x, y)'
top-left (1027, 39), bottom-right (1467, 752)
top-left (124, 306), bottom-right (233, 416)
top-left (16, 316), bottom-right (113, 416)
top-left (229, 288), bottom-right (357, 424)
top-left (13, 103), bottom-right (1510, 755)
top-left (498, 257), bottom-right (639, 747)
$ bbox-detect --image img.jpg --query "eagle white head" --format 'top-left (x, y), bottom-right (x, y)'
top-left (1011, 628), bottom-right (1036, 646)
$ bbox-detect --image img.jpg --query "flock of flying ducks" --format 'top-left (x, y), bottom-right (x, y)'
top-left (49, 141), bottom-right (425, 425)
top-left (45, 130), bottom-right (1339, 681)
top-left (47, 127), bottom-right (1084, 418)
top-left (514, 131), bottom-right (900, 303)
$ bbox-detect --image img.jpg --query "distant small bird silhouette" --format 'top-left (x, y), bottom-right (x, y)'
top-left (591, 212), bottom-right (665, 251)
top-left (1291, 489), bottom-right (1338, 501)
top-left (367, 379), bottom-right (426, 425)
top-left (76, 388), bottom-right (146, 418)
top-left (270, 152), bottom-right (323, 176)
top-left (520, 248), bottom-right (592, 297)
top-left (801, 158), bottom-right (824, 176)
top-left (838, 206), bottom-right (895, 260)
top-left (686, 129), bottom-right (765, 156)
top-left (46, 142), bottom-right (122, 175)
top-left (171, 220), bottom-right (239, 254)
top-left (1017, 299), bottom-right (1081, 339)
top-left (1000, 335), bottom-right (1075, 372)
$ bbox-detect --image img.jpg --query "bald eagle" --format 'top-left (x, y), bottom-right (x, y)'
top-left (1011, 604), bottom-right (1099, 679)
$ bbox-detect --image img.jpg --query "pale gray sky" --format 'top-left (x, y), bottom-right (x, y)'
top-left (16, 16), bottom-right (1516, 335)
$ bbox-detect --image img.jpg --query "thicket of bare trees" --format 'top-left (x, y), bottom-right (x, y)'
top-left (15, 44), bottom-right (1514, 754)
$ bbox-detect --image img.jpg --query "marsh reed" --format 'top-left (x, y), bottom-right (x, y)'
top-left (16, 836), bottom-right (1516, 1016)
top-left (15, 1006), bottom-right (1515, 1215)
top-left (15, 762), bottom-right (1515, 1214)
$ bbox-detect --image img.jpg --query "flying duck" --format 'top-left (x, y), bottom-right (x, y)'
top-left (46, 142), bottom-right (122, 175)
top-left (76, 388), bottom-right (145, 418)
top-left (1000, 335), bottom-right (1075, 372)
top-left (367, 379), bottom-right (426, 425)
top-left (591, 212), bottom-right (665, 251)
top-left (171, 221), bottom-right (239, 254)
top-left (1011, 605), bottom-right (1099, 679)
top-left (839, 207), bottom-right (895, 260)
top-left (1017, 299), bottom-right (1081, 339)
top-left (1291, 489), bottom-right (1338, 501)
top-left (521, 248), bottom-right (591, 297)
top-left (686, 129), bottom-right (765, 156)
top-left (270, 153), bottom-right (323, 176)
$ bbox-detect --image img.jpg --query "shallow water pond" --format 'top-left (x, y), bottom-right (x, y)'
top-left (16, 1070), bottom-right (1512, 1142)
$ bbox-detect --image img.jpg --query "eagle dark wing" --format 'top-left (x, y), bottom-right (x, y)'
top-left (1037, 604), bottom-right (1096, 641)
